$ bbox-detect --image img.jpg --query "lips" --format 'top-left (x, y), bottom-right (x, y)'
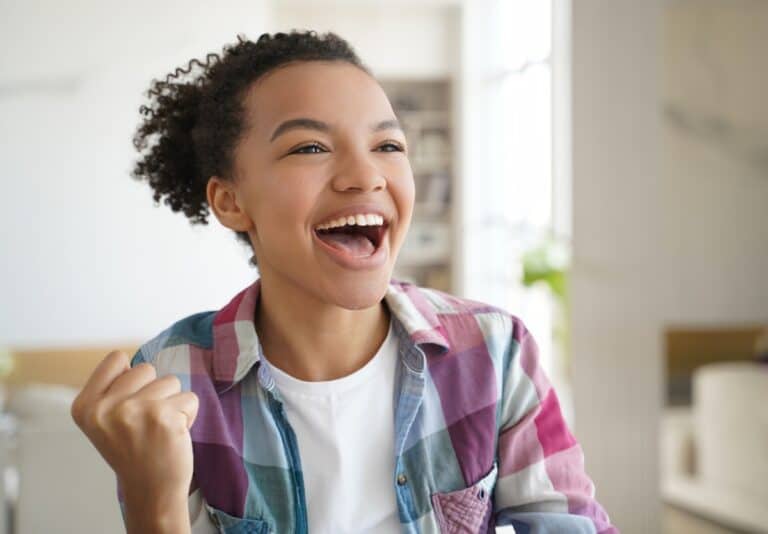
top-left (313, 204), bottom-right (393, 230)
top-left (311, 203), bottom-right (394, 269)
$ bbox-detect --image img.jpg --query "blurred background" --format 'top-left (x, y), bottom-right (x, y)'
top-left (1, 0), bottom-right (766, 532)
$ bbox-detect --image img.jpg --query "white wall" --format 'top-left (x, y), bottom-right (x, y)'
top-left (274, 0), bottom-right (460, 79)
top-left (662, 0), bottom-right (768, 324)
top-left (0, 1), bottom-right (273, 347)
top-left (570, 1), bottom-right (664, 532)
top-left (570, 0), bottom-right (768, 532)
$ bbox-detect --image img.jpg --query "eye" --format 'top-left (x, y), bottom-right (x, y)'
top-left (291, 143), bottom-right (327, 155)
top-left (376, 142), bottom-right (405, 153)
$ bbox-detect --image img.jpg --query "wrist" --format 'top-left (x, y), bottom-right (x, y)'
top-left (123, 486), bottom-right (190, 534)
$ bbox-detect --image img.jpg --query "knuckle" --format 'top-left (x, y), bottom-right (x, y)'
top-left (70, 397), bottom-right (83, 424)
top-left (163, 374), bottom-right (182, 391)
top-left (112, 399), bottom-right (136, 424)
top-left (106, 349), bottom-right (129, 363)
top-left (145, 404), bottom-right (182, 435)
top-left (137, 362), bottom-right (157, 379)
top-left (91, 401), bottom-right (112, 426)
top-left (146, 404), bottom-right (167, 427)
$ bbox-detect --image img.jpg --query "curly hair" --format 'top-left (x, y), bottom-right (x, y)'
top-left (131, 30), bottom-right (370, 265)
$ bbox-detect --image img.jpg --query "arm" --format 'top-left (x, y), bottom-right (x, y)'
top-left (493, 322), bottom-right (618, 533)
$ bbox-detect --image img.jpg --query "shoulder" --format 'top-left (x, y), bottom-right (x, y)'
top-left (130, 310), bottom-right (217, 370)
top-left (402, 284), bottom-right (552, 431)
top-left (388, 278), bottom-right (531, 350)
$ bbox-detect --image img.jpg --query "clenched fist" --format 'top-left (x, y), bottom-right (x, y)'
top-left (70, 350), bottom-right (198, 526)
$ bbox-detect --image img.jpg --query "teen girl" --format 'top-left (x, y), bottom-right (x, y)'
top-left (71, 31), bottom-right (616, 534)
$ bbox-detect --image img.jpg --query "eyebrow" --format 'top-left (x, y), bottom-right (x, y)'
top-left (269, 117), bottom-right (403, 142)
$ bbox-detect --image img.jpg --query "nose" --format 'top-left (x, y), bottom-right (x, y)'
top-left (330, 150), bottom-right (387, 193)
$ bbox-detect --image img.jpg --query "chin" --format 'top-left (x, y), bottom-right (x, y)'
top-left (323, 270), bottom-right (391, 310)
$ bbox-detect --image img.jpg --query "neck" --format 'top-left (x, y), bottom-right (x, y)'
top-left (253, 271), bottom-right (391, 382)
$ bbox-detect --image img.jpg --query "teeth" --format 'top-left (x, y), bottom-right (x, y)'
top-left (316, 213), bottom-right (385, 230)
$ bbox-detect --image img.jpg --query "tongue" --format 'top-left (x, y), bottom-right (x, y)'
top-left (318, 232), bottom-right (375, 257)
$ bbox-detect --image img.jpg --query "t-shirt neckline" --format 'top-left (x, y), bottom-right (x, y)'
top-left (261, 318), bottom-right (396, 397)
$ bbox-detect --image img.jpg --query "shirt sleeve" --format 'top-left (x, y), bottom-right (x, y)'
top-left (493, 320), bottom-right (619, 533)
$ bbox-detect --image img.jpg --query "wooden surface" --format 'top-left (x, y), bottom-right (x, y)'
top-left (664, 325), bottom-right (766, 405)
top-left (665, 326), bottom-right (765, 377)
top-left (5, 345), bottom-right (139, 390)
top-left (663, 504), bottom-right (745, 534)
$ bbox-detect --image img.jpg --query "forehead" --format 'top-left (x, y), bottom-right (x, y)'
top-left (242, 61), bottom-right (394, 135)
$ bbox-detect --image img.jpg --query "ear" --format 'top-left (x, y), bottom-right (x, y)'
top-left (206, 176), bottom-right (254, 232)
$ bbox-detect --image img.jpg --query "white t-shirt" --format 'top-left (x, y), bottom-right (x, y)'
top-left (188, 319), bottom-right (400, 533)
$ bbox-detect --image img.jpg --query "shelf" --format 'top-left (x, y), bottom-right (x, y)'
top-left (381, 77), bottom-right (455, 292)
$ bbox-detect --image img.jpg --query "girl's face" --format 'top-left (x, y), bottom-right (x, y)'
top-left (230, 60), bottom-right (414, 309)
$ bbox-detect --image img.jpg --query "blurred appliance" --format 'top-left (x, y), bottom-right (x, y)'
top-left (0, 384), bottom-right (123, 534)
top-left (661, 362), bottom-right (768, 533)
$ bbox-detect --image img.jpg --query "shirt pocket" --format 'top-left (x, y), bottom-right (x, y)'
top-left (203, 501), bottom-right (273, 534)
top-left (430, 461), bottom-right (499, 534)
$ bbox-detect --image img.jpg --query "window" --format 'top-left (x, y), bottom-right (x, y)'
top-left (460, 0), bottom-right (572, 423)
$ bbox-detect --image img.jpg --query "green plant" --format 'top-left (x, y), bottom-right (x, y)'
top-left (521, 237), bottom-right (571, 372)
top-left (0, 346), bottom-right (14, 379)
top-left (521, 241), bottom-right (568, 302)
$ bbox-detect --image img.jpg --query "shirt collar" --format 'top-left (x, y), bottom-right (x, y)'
top-left (209, 278), bottom-right (450, 394)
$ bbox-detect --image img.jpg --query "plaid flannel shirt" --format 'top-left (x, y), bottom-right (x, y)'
top-left (117, 278), bottom-right (617, 533)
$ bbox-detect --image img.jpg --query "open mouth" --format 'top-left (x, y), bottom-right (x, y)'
top-left (314, 221), bottom-right (388, 257)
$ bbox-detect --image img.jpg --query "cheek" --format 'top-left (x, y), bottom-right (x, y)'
top-left (386, 171), bottom-right (415, 251)
top-left (392, 171), bottom-right (416, 218)
top-left (251, 176), bottom-right (319, 243)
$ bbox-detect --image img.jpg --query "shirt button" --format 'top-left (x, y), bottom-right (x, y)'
top-left (396, 473), bottom-right (408, 486)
